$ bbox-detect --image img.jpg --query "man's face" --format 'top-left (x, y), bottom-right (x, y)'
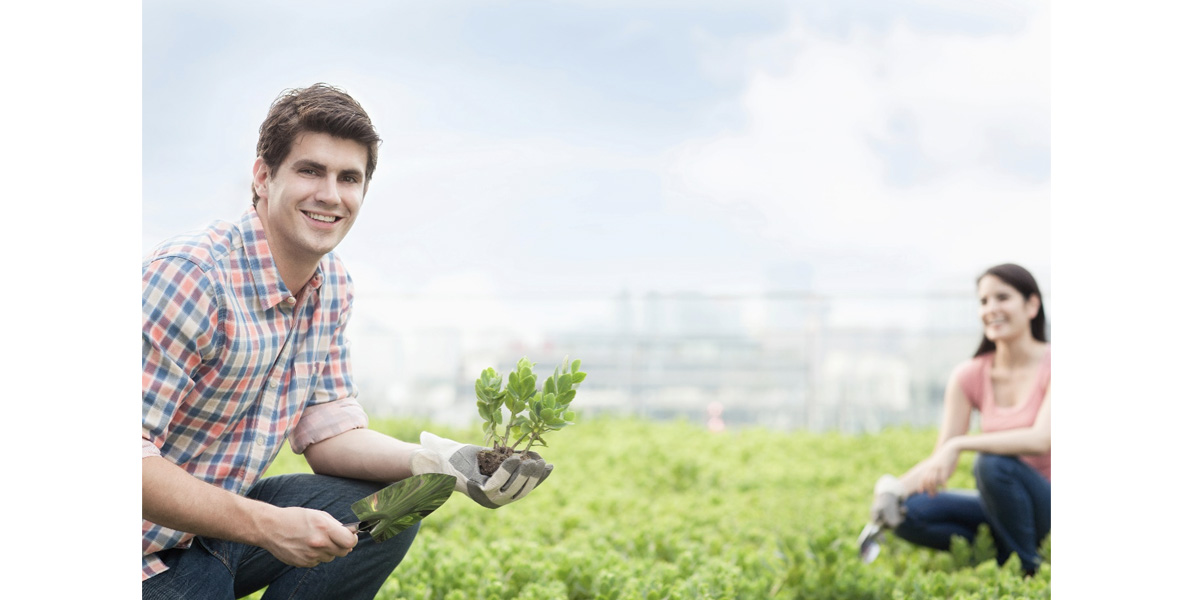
top-left (253, 132), bottom-right (368, 268)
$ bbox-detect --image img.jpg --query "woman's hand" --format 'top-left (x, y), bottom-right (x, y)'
top-left (918, 441), bottom-right (962, 496)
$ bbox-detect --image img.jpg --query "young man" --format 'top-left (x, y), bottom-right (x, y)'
top-left (142, 84), bottom-right (552, 599)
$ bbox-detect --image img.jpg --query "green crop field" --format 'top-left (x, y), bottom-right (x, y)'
top-left (253, 417), bottom-right (1050, 600)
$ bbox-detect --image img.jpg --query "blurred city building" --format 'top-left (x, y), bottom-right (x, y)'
top-left (348, 290), bottom-right (1023, 433)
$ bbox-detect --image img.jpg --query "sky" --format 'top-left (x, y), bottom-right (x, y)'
top-left (142, 0), bottom-right (1051, 302)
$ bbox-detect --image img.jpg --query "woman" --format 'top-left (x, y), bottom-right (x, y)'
top-left (868, 263), bottom-right (1050, 575)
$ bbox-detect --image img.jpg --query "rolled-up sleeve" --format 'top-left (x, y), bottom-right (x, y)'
top-left (289, 398), bottom-right (369, 453)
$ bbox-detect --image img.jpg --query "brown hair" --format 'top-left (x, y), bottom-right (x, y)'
top-left (973, 263), bottom-right (1049, 357)
top-left (252, 83), bottom-right (381, 205)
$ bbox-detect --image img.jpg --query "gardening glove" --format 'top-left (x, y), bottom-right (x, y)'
top-left (870, 474), bottom-right (907, 528)
top-left (409, 431), bottom-right (553, 509)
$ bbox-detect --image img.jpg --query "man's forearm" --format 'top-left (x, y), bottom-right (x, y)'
top-left (142, 455), bottom-right (274, 547)
top-left (302, 428), bottom-right (419, 482)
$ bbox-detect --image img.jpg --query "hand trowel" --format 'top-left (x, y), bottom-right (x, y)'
top-left (346, 473), bottom-right (457, 543)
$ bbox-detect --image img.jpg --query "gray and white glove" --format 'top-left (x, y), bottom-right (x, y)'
top-left (409, 431), bottom-right (553, 509)
top-left (870, 474), bottom-right (907, 528)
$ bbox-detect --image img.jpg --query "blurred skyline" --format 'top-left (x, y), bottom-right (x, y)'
top-left (143, 0), bottom-right (1050, 306)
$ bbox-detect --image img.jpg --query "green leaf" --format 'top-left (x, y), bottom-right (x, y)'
top-left (571, 359), bottom-right (581, 372)
top-left (563, 410), bottom-right (575, 421)
top-left (572, 372), bottom-right (587, 384)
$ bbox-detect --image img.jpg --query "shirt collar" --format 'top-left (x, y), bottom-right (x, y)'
top-left (238, 207), bottom-right (325, 311)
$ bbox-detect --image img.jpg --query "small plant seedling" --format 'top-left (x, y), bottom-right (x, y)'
top-left (475, 356), bottom-right (585, 476)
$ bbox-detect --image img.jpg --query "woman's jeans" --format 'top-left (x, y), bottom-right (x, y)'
top-left (893, 454), bottom-right (1051, 574)
top-left (142, 473), bottom-right (421, 600)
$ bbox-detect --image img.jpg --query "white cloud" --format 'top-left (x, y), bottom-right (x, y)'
top-left (665, 3), bottom-right (1050, 289)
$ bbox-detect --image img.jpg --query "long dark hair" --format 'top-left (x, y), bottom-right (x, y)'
top-left (973, 263), bottom-right (1049, 357)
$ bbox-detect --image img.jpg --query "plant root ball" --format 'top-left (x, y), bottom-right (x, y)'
top-left (477, 446), bottom-right (515, 477)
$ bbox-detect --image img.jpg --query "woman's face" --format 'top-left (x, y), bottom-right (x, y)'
top-left (977, 274), bottom-right (1040, 343)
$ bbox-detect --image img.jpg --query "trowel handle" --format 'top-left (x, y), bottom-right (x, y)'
top-left (345, 522), bottom-right (370, 546)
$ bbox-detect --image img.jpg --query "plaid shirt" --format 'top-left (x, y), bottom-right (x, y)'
top-left (141, 207), bottom-right (368, 581)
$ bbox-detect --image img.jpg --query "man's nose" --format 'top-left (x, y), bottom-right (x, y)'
top-left (314, 175), bottom-right (341, 204)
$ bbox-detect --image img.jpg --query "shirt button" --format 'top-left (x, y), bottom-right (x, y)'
top-left (268, 381), bottom-right (278, 390)
top-left (256, 435), bottom-right (267, 446)
top-left (286, 296), bottom-right (297, 305)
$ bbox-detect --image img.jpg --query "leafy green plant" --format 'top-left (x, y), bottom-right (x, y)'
top-left (474, 356), bottom-right (585, 475)
top-left (258, 418), bottom-right (1050, 600)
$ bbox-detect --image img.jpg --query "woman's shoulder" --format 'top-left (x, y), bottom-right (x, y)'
top-left (950, 353), bottom-right (992, 401)
top-left (953, 353), bottom-right (992, 376)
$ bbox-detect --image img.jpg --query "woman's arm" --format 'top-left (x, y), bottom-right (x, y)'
top-left (897, 368), bottom-right (973, 494)
top-left (913, 383), bottom-right (1051, 495)
top-left (945, 383), bottom-right (1051, 456)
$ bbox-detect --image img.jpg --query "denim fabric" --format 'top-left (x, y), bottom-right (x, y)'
top-left (893, 453), bottom-right (1050, 574)
top-left (143, 473), bottom-right (421, 599)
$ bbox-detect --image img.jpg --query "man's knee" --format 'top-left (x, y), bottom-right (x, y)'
top-left (249, 473), bottom-right (388, 512)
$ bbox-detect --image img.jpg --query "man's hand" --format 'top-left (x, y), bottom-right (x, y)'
top-left (870, 474), bottom-right (907, 528)
top-left (259, 506), bottom-right (358, 568)
top-left (409, 431), bottom-right (553, 509)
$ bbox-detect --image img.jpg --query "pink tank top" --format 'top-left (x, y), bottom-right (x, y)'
top-left (955, 346), bottom-right (1051, 481)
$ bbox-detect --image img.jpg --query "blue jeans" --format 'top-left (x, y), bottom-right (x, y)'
top-left (893, 454), bottom-right (1051, 574)
top-left (143, 474), bottom-right (421, 600)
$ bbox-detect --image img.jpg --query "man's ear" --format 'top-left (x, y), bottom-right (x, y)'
top-left (252, 157), bottom-right (271, 200)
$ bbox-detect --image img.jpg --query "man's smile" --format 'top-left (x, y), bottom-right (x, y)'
top-left (303, 211), bottom-right (340, 223)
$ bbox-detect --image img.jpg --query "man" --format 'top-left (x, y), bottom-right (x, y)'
top-left (142, 83), bottom-right (552, 599)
